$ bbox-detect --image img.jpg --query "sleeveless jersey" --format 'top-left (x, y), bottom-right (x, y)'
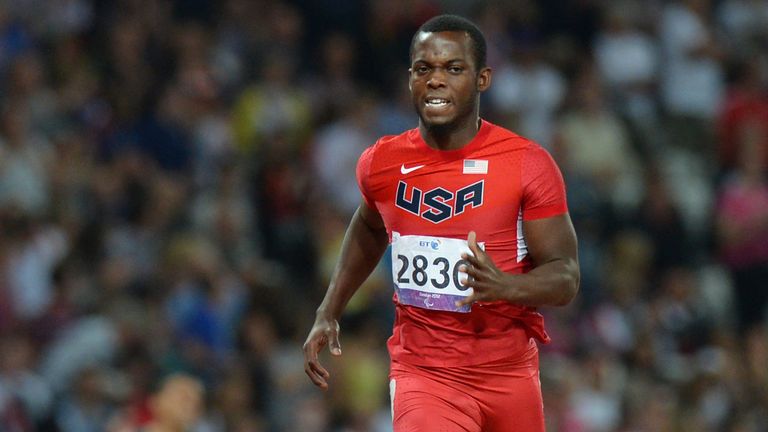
top-left (356, 120), bottom-right (568, 366)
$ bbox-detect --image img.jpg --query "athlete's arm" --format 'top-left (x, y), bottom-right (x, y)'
top-left (303, 201), bottom-right (388, 390)
top-left (456, 213), bottom-right (579, 307)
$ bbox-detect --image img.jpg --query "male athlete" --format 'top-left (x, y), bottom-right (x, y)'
top-left (303, 14), bottom-right (579, 431)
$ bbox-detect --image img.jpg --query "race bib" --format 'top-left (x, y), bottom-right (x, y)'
top-left (391, 232), bottom-right (483, 313)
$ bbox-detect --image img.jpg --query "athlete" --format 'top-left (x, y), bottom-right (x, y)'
top-left (303, 14), bottom-right (579, 432)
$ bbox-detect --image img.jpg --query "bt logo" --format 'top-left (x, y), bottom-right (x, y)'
top-left (396, 180), bottom-right (484, 223)
top-left (419, 239), bottom-right (441, 250)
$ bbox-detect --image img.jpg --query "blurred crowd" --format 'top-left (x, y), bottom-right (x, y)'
top-left (0, 0), bottom-right (767, 431)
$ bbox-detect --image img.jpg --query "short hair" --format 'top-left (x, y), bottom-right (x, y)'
top-left (410, 14), bottom-right (487, 70)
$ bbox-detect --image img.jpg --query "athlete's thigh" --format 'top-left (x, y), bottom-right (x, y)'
top-left (390, 367), bottom-right (482, 432)
top-left (476, 347), bottom-right (545, 432)
top-left (481, 368), bottom-right (545, 432)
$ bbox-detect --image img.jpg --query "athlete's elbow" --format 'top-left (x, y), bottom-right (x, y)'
top-left (554, 267), bottom-right (580, 307)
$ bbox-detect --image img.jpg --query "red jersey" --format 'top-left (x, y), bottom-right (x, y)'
top-left (356, 120), bottom-right (568, 366)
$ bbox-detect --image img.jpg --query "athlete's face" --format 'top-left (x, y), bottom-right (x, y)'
top-left (409, 31), bottom-right (490, 132)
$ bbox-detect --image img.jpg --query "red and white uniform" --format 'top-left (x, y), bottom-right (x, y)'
top-left (357, 120), bottom-right (568, 367)
top-left (358, 120), bottom-right (568, 431)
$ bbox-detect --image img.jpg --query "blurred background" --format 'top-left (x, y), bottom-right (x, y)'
top-left (0, 0), bottom-right (767, 431)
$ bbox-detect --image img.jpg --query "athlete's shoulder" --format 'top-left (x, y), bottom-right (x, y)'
top-left (484, 120), bottom-right (537, 150)
top-left (358, 127), bottom-right (417, 179)
top-left (361, 127), bottom-right (418, 163)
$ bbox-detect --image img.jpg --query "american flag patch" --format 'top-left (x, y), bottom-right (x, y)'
top-left (463, 159), bottom-right (488, 174)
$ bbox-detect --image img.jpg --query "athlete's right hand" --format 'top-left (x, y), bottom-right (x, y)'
top-left (303, 316), bottom-right (342, 390)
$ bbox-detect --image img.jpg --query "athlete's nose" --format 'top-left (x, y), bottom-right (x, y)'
top-left (427, 70), bottom-right (446, 88)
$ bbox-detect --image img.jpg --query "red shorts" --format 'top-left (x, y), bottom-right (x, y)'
top-left (389, 339), bottom-right (544, 432)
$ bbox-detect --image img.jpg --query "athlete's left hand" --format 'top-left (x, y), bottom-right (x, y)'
top-left (455, 231), bottom-right (512, 307)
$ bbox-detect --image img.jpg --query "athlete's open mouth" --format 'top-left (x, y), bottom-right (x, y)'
top-left (425, 97), bottom-right (450, 108)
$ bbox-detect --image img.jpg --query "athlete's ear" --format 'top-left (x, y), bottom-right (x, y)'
top-left (408, 68), bottom-right (413, 92)
top-left (477, 67), bottom-right (492, 92)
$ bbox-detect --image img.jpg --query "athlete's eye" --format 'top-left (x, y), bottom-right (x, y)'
top-left (414, 65), bottom-right (430, 75)
top-left (448, 66), bottom-right (463, 74)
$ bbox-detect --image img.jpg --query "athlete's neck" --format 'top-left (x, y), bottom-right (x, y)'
top-left (420, 117), bottom-right (482, 151)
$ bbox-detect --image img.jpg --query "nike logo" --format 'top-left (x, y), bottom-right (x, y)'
top-left (400, 164), bottom-right (425, 174)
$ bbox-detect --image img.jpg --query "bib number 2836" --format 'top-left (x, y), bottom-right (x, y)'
top-left (391, 232), bottom-right (483, 313)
